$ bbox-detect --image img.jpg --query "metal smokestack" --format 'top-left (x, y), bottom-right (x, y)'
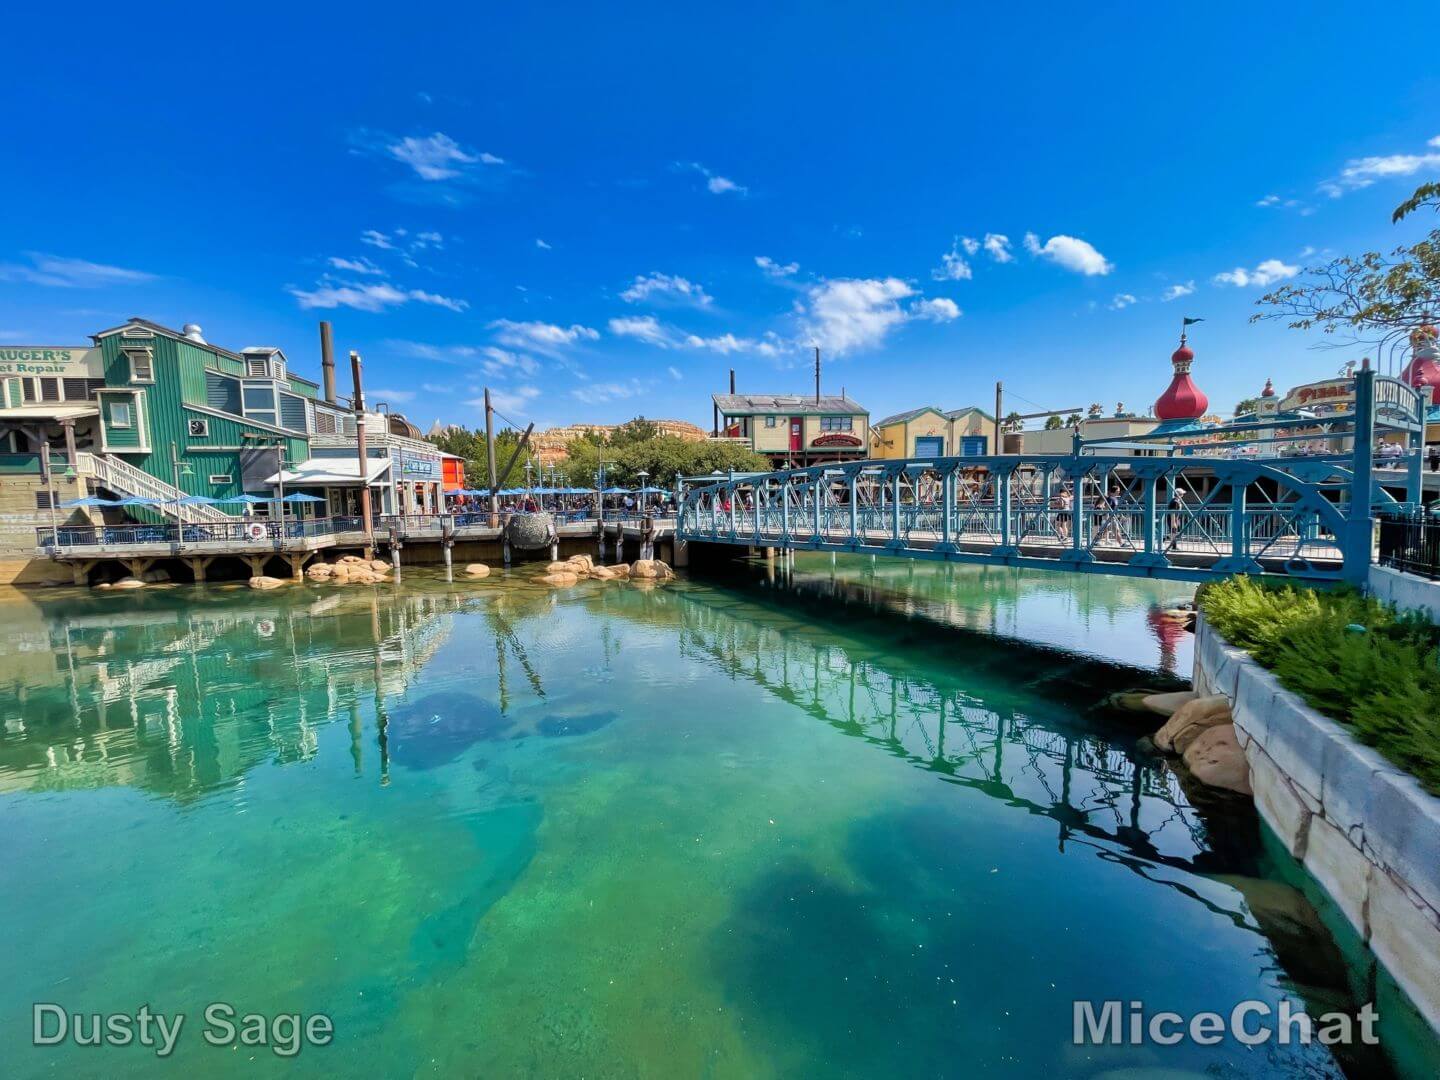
top-left (319, 321), bottom-right (337, 404)
top-left (814, 347), bottom-right (821, 403)
top-left (729, 368), bottom-right (735, 394)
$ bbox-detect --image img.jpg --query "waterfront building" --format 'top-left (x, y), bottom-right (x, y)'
top-left (0, 318), bottom-right (447, 549)
top-left (869, 406), bottom-right (993, 459)
top-left (531, 418), bottom-right (706, 466)
top-left (711, 392), bottom-right (870, 467)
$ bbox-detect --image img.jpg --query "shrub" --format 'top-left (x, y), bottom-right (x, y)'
top-left (1197, 576), bottom-right (1440, 795)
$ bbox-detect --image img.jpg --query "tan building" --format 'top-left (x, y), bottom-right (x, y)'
top-left (712, 393), bottom-right (869, 466)
top-left (869, 406), bottom-right (994, 459)
top-left (1020, 414), bottom-right (1161, 456)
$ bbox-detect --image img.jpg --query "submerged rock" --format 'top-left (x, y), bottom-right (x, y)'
top-left (1183, 723), bottom-right (1252, 795)
top-left (1141, 690), bottom-right (1197, 717)
top-left (537, 711), bottom-right (618, 737)
top-left (249, 575), bottom-right (288, 590)
top-left (389, 690), bottom-right (512, 769)
top-left (110, 578), bottom-right (145, 590)
top-left (1154, 694), bottom-right (1231, 754)
top-left (464, 563), bottom-right (492, 577)
top-left (539, 571), bottom-right (579, 587)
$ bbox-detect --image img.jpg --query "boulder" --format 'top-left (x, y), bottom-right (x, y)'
top-left (608, 563), bottom-right (630, 576)
top-left (464, 563), bottom-right (492, 577)
top-left (1154, 694), bottom-right (1232, 754)
top-left (369, 559), bottom-right (390, 572)
top-left (110, 577), bottom-right (145, 590)
top-left (1141, 690), bottom-right (1198, 717)
top-left (337, 554), bottom-right (368, 565)
top-left (629, 559), bottom-right (659, 579)
top-left (305, 563), bottom-right (334, 581)
top-left (141, 567), bottom-right (170, 584)
top-left (546, 560), bottom-right (574, 573)
top-left (566, 554), bottom-right (594, 572)
top-left (94, 582), bottom-right (113, 590)
top-left (539, 571), bottom-right (579, 587)
top-left (589, 566), bottom-right (618, 580)
top-left (1103, 687), bottom-right (1171, 713)
top-left (1183, 723), bottom-right (1252, 795)
top-left (248, 575), bottom-right (288, 590)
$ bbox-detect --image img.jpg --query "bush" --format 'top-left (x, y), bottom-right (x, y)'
top-left (1197, 576), bottom-right (1440, 794)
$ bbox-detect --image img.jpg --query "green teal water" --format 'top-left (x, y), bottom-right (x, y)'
top-left (0, 558), bottom-right (1435, 1078)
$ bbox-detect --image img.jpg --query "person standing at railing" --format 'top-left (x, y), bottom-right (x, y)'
top-left (1055, 484), bottom-right (1072, 542)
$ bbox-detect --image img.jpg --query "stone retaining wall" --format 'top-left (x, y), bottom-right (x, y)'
top-left (1368, 564), bottom-right (1440, 623)
top-left (1193, 614), bottom-right (1440, 1032)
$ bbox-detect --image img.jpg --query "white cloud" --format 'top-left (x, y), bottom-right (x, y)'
top-left (799, 277), bottom-right (958, 355)
top-left (619, 271), bottom-right (713, 307)
top-left (933, 238), bottom-right (973, 281)
top-left (686, 162), bottom-right (747, 195)
top-left (290, 279), bottom-right (468, 313)
top-left (1320, 136), bottom-right (1440, 196)
top-left (609, 316), bottom-right (782, 356)
top-left (667, 365), bottom-right (683, 380)
top-left (386, 132), bottom-right (502, 180)
top-left (911, 296), bottom-right (961, 321)
top-left (1256, 194), bottom-right (1281, 207)
top-left (0, 253), bottom-right (156, 288)
top-left (959, 237), bottom-right (981, 256)
top-left (369, 388), bottom-right (417, 403)
top-left (756, 255), bottom-right (799, 278)
top-left (489, 319), bottom-right (599, 354)
top-left (535, 238), bottom-right (552, 250)
top-left (570, 379), bottom-right (652, 405)
top-left (1108, 293), bottom-right (1138, 310)
top-left (1023, 233), bottom-right (1113, 276)
top-left (1161, 281), bottom-right (1196, 302)
top-left (607, 315), bottom-right (673, 347)
top-left (983, 233), bottom-right (1014, 263)
top-left (480, 346), bottom-right (540, 378)
top-left (328, 256), bottom-right (386, 276)
top-left (466, 384), bottom-right (540, 414)
top-left (360, 230), bottom-right (395, 250)
top-left (1212, 258), bottom-right (1299, 288)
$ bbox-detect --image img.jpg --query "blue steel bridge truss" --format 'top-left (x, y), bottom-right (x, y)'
top-left (678, 369), bottom-right (1431, 585)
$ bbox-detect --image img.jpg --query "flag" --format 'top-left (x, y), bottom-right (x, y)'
top-left (1183, 317), bottom-right (1205, 326)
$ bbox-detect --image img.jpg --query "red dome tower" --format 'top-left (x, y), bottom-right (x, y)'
top-left (1154, 333), bottom-right (1209, 421)
top-left (1401, 324), bottom-right (1440, 392)
top-left (1260, 378), bottom-right (1275, 398)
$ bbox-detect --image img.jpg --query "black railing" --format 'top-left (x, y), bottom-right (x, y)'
top-left (1378, 511), bottom-right (1440, 581)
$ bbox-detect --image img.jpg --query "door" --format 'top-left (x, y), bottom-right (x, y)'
top-left (960, 435), bottom-right (988, 456)
top-left (914, 436), bottom-right (944, 458)
top-left (789, 417), bottom-right (803, 452)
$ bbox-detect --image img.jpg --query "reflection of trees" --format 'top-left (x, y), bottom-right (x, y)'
top-left (0, 589), bottom-right (456, 800)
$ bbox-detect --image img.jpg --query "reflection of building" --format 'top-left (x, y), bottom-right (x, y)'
top-left (711, 393), bottom-right (870, 466)
top-left (869, 406), bottom-right (993, 458)
top-left (0, 319), bottom-right (450, 550)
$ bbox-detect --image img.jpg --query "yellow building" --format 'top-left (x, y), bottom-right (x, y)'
top-left (869, 406), bottom-right (993, 459)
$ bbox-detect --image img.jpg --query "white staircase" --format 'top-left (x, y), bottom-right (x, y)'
top-left (76, 452), bottom-right (235, 523)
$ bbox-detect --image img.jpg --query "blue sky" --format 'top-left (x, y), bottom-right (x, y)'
top-left (3, 2), bottom-right (1438, 431)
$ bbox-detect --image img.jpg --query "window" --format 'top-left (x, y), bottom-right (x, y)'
top-left (40, 378), bottom-right (60, 402)
top-left (124, 347), bottom-right (154, 383)
top-left (208, 473), bottom-right (232, 485)
top-left (111, 401), bottom-right (133, 429)
top-left (62, 377), bottom-right (93, 401)
top-left (35, 491), bottom-right (54, 510)
top-left (242, 381), bottom-right (278, 427)
top-left (21, 379), bottom-right (37, 403)
top-left (245, 356), bottom-right (270, 377)
top-left (820, 416), bottom-right (854, 432)
top-left (764, 415), bottom-right (777, 428)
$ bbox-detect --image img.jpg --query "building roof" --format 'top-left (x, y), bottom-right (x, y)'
top-left (943, 406), bottom-right (994, 421)
top-left (874, 406), bottom-right (943, 427)
top-left (264, 457), bottom-right (392, 487)
top-left (91, 318), bottom-right (320, 389)
top-left (712, 393), bottom-right (867, 415)
top-left (0, 404), bottom-right (99, 421)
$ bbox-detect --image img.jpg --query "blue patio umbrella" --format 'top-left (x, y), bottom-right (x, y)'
top-left (112, 496), bottom-right (161, 507)
top-left (60, 496), bottom-right (123, 508)
top-left (635, 486), bottom-right (666, 494)
top-left (214, 493), bottom-right (271, 505)
top-left (280, 492), bottom-right (326, 503)
top-left (177, 494), bottom-right (221, 505)
top-left (601, 487), bottom-right (631, 495)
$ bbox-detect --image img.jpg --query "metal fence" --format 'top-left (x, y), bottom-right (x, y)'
top-left (1378, 512), bottom-right (1440, 581)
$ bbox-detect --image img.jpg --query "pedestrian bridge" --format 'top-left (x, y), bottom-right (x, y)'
top-left (678, 370), bottom-right (1429, 585)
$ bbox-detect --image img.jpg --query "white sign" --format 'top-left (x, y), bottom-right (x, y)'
top-left (0, 347), bottom-right (102, 378)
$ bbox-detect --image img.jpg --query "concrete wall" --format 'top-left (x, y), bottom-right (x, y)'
top-left (1194, 615), bottom-right (1440, 1032)
top-left (1368, 564), bottom-right (1440, 622)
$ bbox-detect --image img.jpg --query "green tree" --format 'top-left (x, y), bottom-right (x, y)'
top-left (1233, 397), bottom-right (1260, 417)
top-left (1253, 180), bottom-right (1440, 344)
top-left (1063, 412), bottom-right (1083, 428)
top-left (1043, 415), bottom-right (1063, 430)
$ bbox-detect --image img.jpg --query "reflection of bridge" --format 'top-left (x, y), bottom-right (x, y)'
top-left (680, 369), bottom-right (1429, 584)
